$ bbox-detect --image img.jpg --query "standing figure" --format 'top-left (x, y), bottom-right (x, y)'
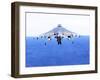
top-left (44, 42), bottom-right (46, 46)
top-left (56, 36), bottom-right (62, 45)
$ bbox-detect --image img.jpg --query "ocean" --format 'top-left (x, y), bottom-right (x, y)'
top-left (26, 36), bottom-right (89, 67)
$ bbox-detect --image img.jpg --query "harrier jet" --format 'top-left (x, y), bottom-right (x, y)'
top-left (40, 24), bottom-right (77, 40)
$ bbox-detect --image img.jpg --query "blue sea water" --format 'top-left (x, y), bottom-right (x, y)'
top-left (26, 36), bottom-right (90, 67)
